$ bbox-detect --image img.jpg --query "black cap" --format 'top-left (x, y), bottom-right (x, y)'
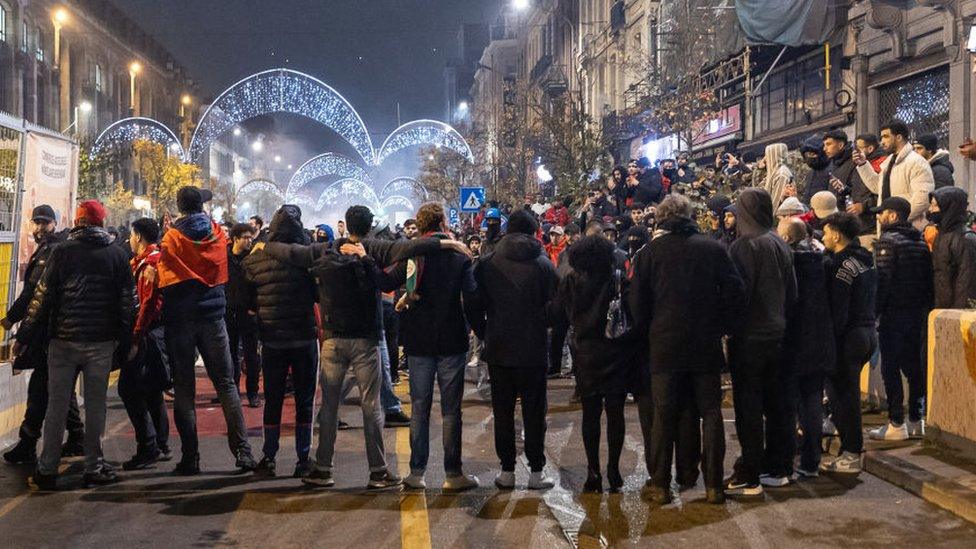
top-left (31, 204), bottom-right (56, 223)
top-left (176, 186), bottom-right (213, 213)
top-left (872, 196), bottom-right (912, 220)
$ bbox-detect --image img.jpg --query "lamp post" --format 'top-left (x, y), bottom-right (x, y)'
top-left (129, 61), bottom-right (142, 115)
top-left (180, 94), bottom-right (191, 118)
top-left (62, 100), bottom-right (91, 135)
top-left (52, 8), bottom-right (68, 68)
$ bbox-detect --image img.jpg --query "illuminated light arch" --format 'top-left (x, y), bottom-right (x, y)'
top-left (189, 68), bottom-right (374, 163)
top-left (90, 117), bottom-right (186, 161)
top-left (375, 119), bottom-right (474, 166)
top-left (286, 152), bottom-right (371, 200)
top-left (379, 177), bottom-right (429, 202)
top-left (314, 178), bottom-right (381, 213)
top-left (235, 179), bottom-right (284, 202)
top-left (381, 195), bottom-right (415, 212)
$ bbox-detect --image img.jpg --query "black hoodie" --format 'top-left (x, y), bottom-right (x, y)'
top-left (825, 243), bottom-right (877, 350)
top-left (729, 188), bottom-right (797, 341)
top-left (931, 186), bottom-right (976, 308)
top-left (786, 239), bottom-right (835, 376)
top-left (875, 221), bottom-right (933, 318)
top-left (472, 232), bottom-right (558, 368)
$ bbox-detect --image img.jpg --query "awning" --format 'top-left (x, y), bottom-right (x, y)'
top-left (736, 0), bottom-right (838, 46)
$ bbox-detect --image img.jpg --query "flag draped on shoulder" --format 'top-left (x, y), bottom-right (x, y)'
top-left (158, 216), bottom-right (229, 289)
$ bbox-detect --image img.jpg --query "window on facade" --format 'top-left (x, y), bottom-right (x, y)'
top-left (0, 6), bottom-right (7, 43)
top-left (21, 21), bottom-right (27, 52)
top-left (93, 62), bottom-right (104, 92)
top-left (34, 28), bottom-right (43, 62)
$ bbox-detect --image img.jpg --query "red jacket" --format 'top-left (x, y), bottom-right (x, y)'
top-left (545, 239), bottom-right (567, 265)
top-left (131, 244), bottom-right (163, 339)
top-left (544, 205), bottom-right (570, 226)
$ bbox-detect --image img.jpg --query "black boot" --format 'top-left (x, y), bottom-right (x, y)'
top-left (3, 439), bottom-right (37, 465)
top-left (583, 468), bottom-right (602, 492)
top-left (607, 465), bottom-right (624, 493)
top-left (61, 433), bottom-right (85, 457)
top-left (174, 453), bottom-right (201, 476)
top-left (30, 470), bottom-right (57, 491)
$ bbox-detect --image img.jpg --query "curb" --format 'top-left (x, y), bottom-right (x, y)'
top-left (864, 450), bottom-right (976, 524)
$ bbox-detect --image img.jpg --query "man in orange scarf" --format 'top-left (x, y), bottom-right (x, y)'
top-left (158, 186), bottom-right (256, 476)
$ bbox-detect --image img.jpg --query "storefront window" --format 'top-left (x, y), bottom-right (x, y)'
top-left (878, 66), bottom-right (950, 146)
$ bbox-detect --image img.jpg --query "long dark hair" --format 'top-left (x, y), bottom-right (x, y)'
top-left (611, 166), bottom-right (626, 183)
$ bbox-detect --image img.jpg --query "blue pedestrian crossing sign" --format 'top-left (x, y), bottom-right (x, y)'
top-left (460, 187), bottom-right (486, 212)
top-left (449, 207), bottom-right (460, 226)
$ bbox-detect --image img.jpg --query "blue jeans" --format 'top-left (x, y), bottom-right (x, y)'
top-left (407, 354), bottom-right (467, 475)
top-left (261, 342), bottom-right (318, 461)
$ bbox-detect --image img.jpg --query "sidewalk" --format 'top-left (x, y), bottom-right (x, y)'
top-left (860, 412), bottom-right (976, 524)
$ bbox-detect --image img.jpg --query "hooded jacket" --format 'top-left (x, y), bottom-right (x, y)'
top-left (800, 136), bottom-right (832, 204)
top-left (785, 239), bottom-right (835, 376)
top-left (875, 221), bottom-right (933, 319)
top-left (471, 232), bottom-right (558, 369)
top-left (17, 226), bottom-right (135, 344)
top-left (856, 143), bottom-right (935, 227)
top-left (930, 186), bottom-right (976, 308)
top-left (629, 216), bottom-right (744, 374)
top-left (243, 207), bottom-right (318, 344)
top-left (825, 243), bottom-right (877, 347)
top-left (729, 188), bottom-right (798, 340)
top-left (159, 213), bottom-right (228, 323)
top-left (831, 145), bottom-right (877, 235)
top-left (929, 150), bottom-right (955, 189)
top-left (763, 143), bottom-right (793, 208)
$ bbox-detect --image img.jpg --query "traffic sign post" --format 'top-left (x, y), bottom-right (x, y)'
top-left (448, 207), bottom-right (460, 226)
top-left (460, 187), bottom-right (486, 212)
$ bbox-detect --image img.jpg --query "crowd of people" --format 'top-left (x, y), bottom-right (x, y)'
top-left (3, 118), bottom-right (975, 504)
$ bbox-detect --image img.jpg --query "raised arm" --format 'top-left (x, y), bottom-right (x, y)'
top-left (262, 242), bottom-right (325, 269)
top-left (856, 161), bottom-right (881, 195)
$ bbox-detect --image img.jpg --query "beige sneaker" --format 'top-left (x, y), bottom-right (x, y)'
top-left (443, 473), bottom-right (479, 492)
top-left (868, 422), bottom-right (908, 441)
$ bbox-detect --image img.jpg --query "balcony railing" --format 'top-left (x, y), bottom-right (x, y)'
top-left (530, 54), bottom-right (553, 82)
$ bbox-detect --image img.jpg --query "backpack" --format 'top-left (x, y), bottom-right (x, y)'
top-left (310, 250), bottom-right (376, 336)
top-left (604, 269), bottom-right (632, 339)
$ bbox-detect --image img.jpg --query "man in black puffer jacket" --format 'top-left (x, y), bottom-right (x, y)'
top-left (929, 186), bottom-right (976, 309)
top-left (471, 209), bottom-right (559, 491)
top-left (869, 197), bottom-right (933, 442)
top-left (244, 206), bottom-right (318, 478)
top-left (726, 188), bottom-right (797, 496)
top-left (16, 200), bottom-right (135, 490)
top-left (2, 205), bottom-right (84, 465)
top-left (777, 217), bottom-right (835, 477)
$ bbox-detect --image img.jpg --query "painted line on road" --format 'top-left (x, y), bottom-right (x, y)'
top-left (395, 376), bottom-right (432, 549)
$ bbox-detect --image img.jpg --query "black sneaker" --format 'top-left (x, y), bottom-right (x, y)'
top-left (174, 453), bottom-right (201, 476)
top-left (725, 473), bottom-right (763, 498)
top-left (3, 439), bottom-right (37, 465)
top-left (30, 470), bottom-right (57, 491)
top-left (235, 450), bottom-right (258, 472)
top-left (84, 464), bottom-right (119, 488)
top-left (293, 459), bottom-right (313, 479)
top-left (255, 457), bottom-right (276, 477)
top-left (302, 468), bottom-right (335, 487)
top-left (384, 410), bottom-right (411, 428)
top-left (122, 447), bottom-right (161, 471)
top-left (61, 436), bottom-right (85, 457)
top-left (247, 394), bottom-right (263, 408)
top-left (367, 470), bottom-right (402, 490)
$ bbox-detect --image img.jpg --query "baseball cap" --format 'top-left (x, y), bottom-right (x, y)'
top-left (810, 191), bottom-right (839, 219)
top-left (31, 204), bottom-right (56, 223)
top-left (549, 225), bottom-right (565, 236)
top-left (486, 208), bottom-right (502, 220)
top-left (176, 185), bottom-right (213, 213)
top-left (872, 196), bottom-right (911, 219)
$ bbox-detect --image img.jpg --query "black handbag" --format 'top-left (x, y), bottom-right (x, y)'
top-left (604, 269), bottom-right (632, 339)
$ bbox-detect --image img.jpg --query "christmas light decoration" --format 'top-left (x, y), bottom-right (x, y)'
top-left (235, 179), bottom-right (285, 202)
top-left (314, 178), bottom-right (381, 214)
top-left (381, 195), bottom-right (415, 214)
top-left (379, 177), bottom-right (429, 202)
top-left (286, 152), bottom-right (371, 201)
top-left (188, 68), bottom-right (375, 164)
top-left (375, 120), bottom-right (474, 166)
top-left (90, 117), bottom-right (186, 161)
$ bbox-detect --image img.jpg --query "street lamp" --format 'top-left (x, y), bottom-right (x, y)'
top-left (251, 140), bottom-right (264, 152)
top-left (129, 61), bottom-right (142, 114)
top-left (62, 100), bottom-right (92, 135)
top-left (180, 94), bottom-right (191, 118)
top-left (233, 127), bottom-right (242, 136)
top-left (512, 0), bottom-right (530, 11)
top-left (52, 8), bottom-right (68, 67)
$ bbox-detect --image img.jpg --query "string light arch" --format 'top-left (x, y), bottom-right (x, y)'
top-left (286, 152), bottom-right (371, 201)
top-left (235, 178), bottom-right (285, 202)
top-left (314, 178), bottom-right (381, 213)
top-left (374, 119), bottom-right (474, 166)
top-left (90, 117), bottom-right (186, 161)
top-left (379, 177), bottom-right (429, 202)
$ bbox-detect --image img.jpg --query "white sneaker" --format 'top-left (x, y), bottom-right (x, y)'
top-left (822, 416), bottom-right (838, 436)
top-left (443, 473), bottom-right (479, 491)
top-left (527, 471), bottom-right (555, 490)
top-left (907, 420), bottom-right (925, 439)
top-left (403, 472), bottom-right (426, 490)
top-left (759, 474), bottom-right (790, 487)
top-left (820, 451), bottom-right (862, 474)
top-left (494, 471), bottom-right (515, 489)
top-left (868, 422), bottom-right (908, 441)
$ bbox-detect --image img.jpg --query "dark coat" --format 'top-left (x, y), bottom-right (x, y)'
top-left (875, 222), bottom-right (933, 319)
top-left (729, 188), bottom-right (797, 340)
top-left (834, 146), bottom-right (876, 234)
top-left (825, 244), bottom-right (877, 347)
top-left (785, 241), bottom-right (835, 376)
top-left (931, 186), bottom-right (976, 308)
top-left (929, 151), bottom-right (955, 189)
top-left (6, 229), bottom-right (67, 325)
top-left (629, 217), bottom-right (744, 374)
top-left (383, 234), bottom-right (478, 357)
top-left (242, 252), bottom-right (317, 344)
top-left (17, 226), bottom-right (135, 345)
top-left (471, 233), bottom-right (558, 369)
top-left (800, 137), bottom-right (833, 204)
top-left (225, 247), bottom-right (256, 331)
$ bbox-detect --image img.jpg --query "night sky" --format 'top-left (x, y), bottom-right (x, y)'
top-left (116, 0), bottom-right (503, 135)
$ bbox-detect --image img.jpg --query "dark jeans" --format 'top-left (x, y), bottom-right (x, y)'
top-left (548, 321), bottom-right (569, 375)
top-left (827, 327), bottom-right (877, 454)
top-left (648, 372), bottom-right (725, 489)
top-left (788, 371), bottom-right (824, 472)
top-left (729, 338), bottom-right (791, 483)
top-left (20, 365), bottom-right (84, 444)
top-left (878, 315), bottom-right (926, 424)
top-left (382, 301), bottom-right (400, 379)
top-left (227, 319), bottom-right (261, 397)
top-left (636, 389), bottom-right (701, 486)
top-left (118, 328), bottom-right (170, 454)
top-left (166, 318), bottom-right (251, 459)
top-left (488, 365), bottom-right (548, 472)
top-left (261, 342), bottom-right (318, 461)
top-left (581, 394), bottom-right (625, 473)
